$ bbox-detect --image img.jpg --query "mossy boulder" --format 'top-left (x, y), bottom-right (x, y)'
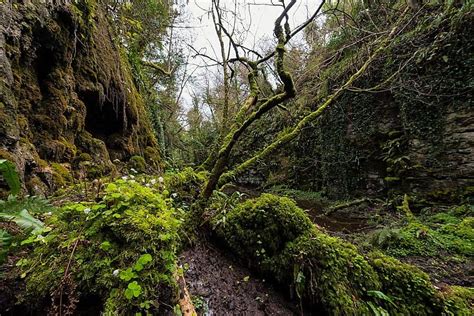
top-left (212, 194), bottom-right (313, 266)
top-left (16, 179), bottom-right (183, 314)
top-left (128, 155), bottom-right (146, 173)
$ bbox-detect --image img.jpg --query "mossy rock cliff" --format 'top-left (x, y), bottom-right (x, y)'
top-left (0, 0), bottom-right (161, 195)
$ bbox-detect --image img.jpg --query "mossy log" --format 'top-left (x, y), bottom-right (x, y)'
top-left (210, 193), bottom-right (473, 314)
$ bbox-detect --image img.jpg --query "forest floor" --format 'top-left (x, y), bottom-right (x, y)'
top-left (222, 185), bottom-right (472, 289)
top-left (180, 240), bottom-right (300, 316)
top-left (227, 186), bottom-right (474, 287)
top-left (177, 191), bottom-right (471, 316)
top-left (296, 198), bottom-right (473, 288)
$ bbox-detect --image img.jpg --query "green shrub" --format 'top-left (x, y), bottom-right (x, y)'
top-left (16, 179), bottom-right (183, 314)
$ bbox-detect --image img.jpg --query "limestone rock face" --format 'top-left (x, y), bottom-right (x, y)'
top-left (0, 1), bottom-right (160, 195)
top-left (251, 9), bottom-right (473, 203)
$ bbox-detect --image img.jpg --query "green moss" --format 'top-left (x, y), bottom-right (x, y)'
top-left (371, 206), bottom-right (474, 257)
top-left (368, 252), bottom-right (443, 315)
top-left (441, 286), bottom-right (474, 316)
top-left (51, 163), bottom-right (73, 187)
top-left (212, 194), bottom-right (313, 265)
top-left (144, 146), bottom-right (162, 171)
top-left (0, 149), bottom-right (15, 163)
top-left (164, 168), bottom-right (207, 202)
top-left (17, 179), bottom-right (183, 314)
top-left (77, 152), bottom-right (92, 162)
top-left (25, 176), bottom-right (49, 197)
top-left (211, 193), bottom-right (452, 314)
top-left (128, 155), bottom-right (146, 173)
top-left (275, 231), bottom-right (379, 314)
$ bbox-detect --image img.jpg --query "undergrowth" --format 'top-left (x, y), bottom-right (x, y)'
top-left (368, 205), bottom-right (473, 258)
top-left (14, 178), bottom-right (184, 314)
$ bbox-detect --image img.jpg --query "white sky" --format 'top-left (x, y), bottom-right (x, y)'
top-left (175, 0), bottom-right (323, 113)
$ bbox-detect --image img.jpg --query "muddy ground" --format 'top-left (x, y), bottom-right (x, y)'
top-left (180, 241), bottom-right (300, 316)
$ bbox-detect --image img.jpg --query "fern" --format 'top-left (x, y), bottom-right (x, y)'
top-left (0, 209), bottom-right (44, 234)
top-left (0, 195), bottom-right (53, 235)
top-left (0, 195), bottom-right (55, 215)
top-left (0, 229), bottom-right (12, 263)
top-left (0, 159), bottom-right (21, 196)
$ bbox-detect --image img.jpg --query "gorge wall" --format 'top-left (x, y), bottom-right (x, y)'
top-left (238, 5), bottom-right (473, 204)
top-left (0, 1), bottom-right (161, 195)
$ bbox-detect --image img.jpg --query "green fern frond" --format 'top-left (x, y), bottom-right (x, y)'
top-left (0, 209), bottom-right (44, 234)
top-left (0, 195), bottom-right (55, 215)
top-left (0, 229), bottom-right (12, 263)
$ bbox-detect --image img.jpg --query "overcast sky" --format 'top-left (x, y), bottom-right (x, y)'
top-left (175, 0), bottom-right (323, 113)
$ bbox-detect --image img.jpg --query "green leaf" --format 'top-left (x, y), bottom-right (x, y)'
top-left (119, 268), bottom-right (137, 281)
top-left (0, 229), bottom-right (12, 263)
top-left (0, 160), bottom-right (21, 196)
top-left (134, 253), bottom-right (153, 271)
top-left (0, 209), bottom-right (44, 233)
top-left (125, 281), bottom-right (142, 300)
top-left (100, 241), bottom-right (112, 251)
top-left (138, 253), bottom-right (152, 265)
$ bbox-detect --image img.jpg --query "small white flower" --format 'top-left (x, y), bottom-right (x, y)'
top-left (145, 183), bottom-right (150, 187)
top-left (129, 180), bottom-right (136, 183)
top-left (37, 235), bottom-right (44, 240)
top-left (45, 212), bottom-right (52, 216)
top-left (150, 179), bottom-right (156, 185)
top-left (84, 208), bottom-right (91, 214)
top-left (158, 176), bottom-right (164, 183)
top-left (129, 174), bottom-right (135, 179)
top-left (121, 176), bottom-right (128, 180)
top-left (130, 168), bottom-right (137, 174)
top-left (113, 269), bottom-right (120, 277)
top-left (171, 193), bottom-right (178, 198)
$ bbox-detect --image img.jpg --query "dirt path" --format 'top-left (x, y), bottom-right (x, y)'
top-left (180, 241), bottom-right (299, 316)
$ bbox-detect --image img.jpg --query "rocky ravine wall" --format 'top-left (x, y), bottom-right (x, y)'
top-left (288, 8), bottom-right (474, 203)
top-left (0, 1), bottom-right (161, 195)
top-left (238, 7), bottom-right (473, 204)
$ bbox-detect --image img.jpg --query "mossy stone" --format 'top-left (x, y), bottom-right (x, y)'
top-left (128, 155), bottom-right (146, 173)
